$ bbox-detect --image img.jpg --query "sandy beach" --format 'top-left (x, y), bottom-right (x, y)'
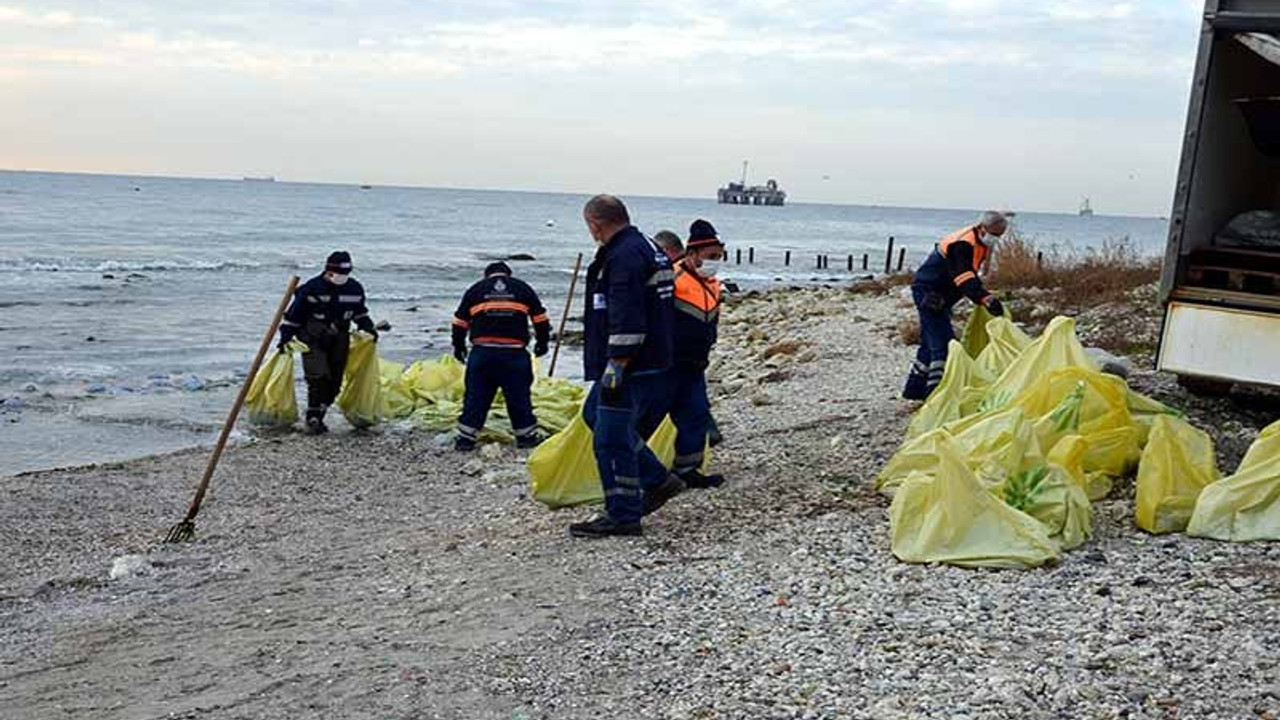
top-left (3, 286), bottom-right (1279, 720)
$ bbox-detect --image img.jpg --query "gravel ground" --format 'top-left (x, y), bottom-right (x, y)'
top-left (2, 287), bottom-right (1279, 720)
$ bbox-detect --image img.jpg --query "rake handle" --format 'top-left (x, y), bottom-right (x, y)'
top-left (548, 252), bottom-right (583, 378)
top-left (179, 275), bottom-right (300, 524)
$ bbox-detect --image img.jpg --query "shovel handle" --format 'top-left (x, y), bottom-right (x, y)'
top-left (180, 276), bottom-right (300, 523)
top-left (548, 253), bottom-right (583, 378)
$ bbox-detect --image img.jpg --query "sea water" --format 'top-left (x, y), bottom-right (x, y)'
top-left (0, 170), bottom-right (1167, 474)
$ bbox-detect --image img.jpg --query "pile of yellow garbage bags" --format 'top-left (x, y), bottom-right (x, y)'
top-left (246, 333), bottom-right (586, 440)
top-left (883, 309), bottom-right (1280, 569)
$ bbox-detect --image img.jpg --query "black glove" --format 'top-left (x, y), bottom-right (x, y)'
top-left (984, 297), bottom-right (1005, 317)
top-left (367, 328), bottom-right (379, 342)
top-left (454, 345), bottom-right (468, 363)
top-left (534, 341), bottom-right (549, 357)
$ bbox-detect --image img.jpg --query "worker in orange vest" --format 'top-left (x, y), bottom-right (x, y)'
top-left (903, 211), bottom-right (1008, 400)
top-left (657, 219), bottom-right (727, 487)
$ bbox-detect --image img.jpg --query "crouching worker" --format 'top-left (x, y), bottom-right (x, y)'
top-left (664, 219), bottom-right (726, 487)
top-left (278, 251), bottom-right (378, 434)
top-left (570, 194), bottom-right (683, 539)
top-left (452, 262), bottom-right (551, 451)
top-left (903, 211), bottom-right (1008, 401)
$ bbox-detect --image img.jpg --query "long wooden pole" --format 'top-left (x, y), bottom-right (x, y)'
top-left (168, 275), bottom-right (299, 539)
top-left (548, 253), bottom-right (584, 378)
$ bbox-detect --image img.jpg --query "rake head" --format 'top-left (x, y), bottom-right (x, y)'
top-left (164, 519), bottom-right (196, 544)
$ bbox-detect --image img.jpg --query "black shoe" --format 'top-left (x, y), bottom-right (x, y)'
top-left (642, 475), bottom-right (686, 516)
top-left (305, 416), bottom-right (329, 435)
top-left (455, 437), bottom-right (476, 452)
top-left (708, 425), bottom-right (724, 448)
top-left (515, 433), bottom-right (543, 450)
top-left (569, 516), bottom-right (643, 538)
top-left (678, 469), bottom-right (725, 489)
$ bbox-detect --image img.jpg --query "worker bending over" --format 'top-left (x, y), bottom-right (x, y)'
top-left (571, 194), bottom-right (682, 538)
top-left (903, 211), bottom-right (1007, 400)
top-left (452, 262), bottom-right (551, 451)
top-left (279, 251), bottom-right (379, 434)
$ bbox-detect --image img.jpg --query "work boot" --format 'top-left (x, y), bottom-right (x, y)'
top-left (455, 436), bottom-right (477, 452)
top-left (677, 469), bottom-right (725, 489)
top-left (515, 433), bottom-right (543, 450)
top-left (568, 515), bottom-right (643, 539)
top-left (642, 474), bottom-right (687, 516)
top-left (305, 408), bottom-right (329, 435)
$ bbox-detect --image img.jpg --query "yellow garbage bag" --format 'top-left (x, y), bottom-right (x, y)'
top-left (906, 340), bottom-right (993, 440)
top-left (978, 316), bottom-right (1100, 413)
top-left (879, 407), bottom-right (1042, 496)
top-left (1134, 415), bottom-right (1219, 534)
top-left (974, 318), bottom-right (1034, 381)
top-left (403, 355), bottom-right (465, 403)
top-left (528, 406), bottom-right (706, 509)
top-left (1187, 420), bottom-right (1280, 542)
top-left (336, 333), bottom-right (383, 428)
top-left (889, 438), bottom-right (1060, 569)
top-left (961, 306), bottom-right (993, 359)
top-left (1127, 390), bottom-right (1184, 448)
top-left (245, 339), bottom-right (307, 428)
top-left (1005, 436), bottom-right (1094, 550)
top-left (378, 359), bottom-right (417, 419)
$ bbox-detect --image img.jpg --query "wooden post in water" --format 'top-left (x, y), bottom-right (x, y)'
top-left (862, 253), bottom-right (869, 270)
top-left (749, 247), bottom-right (755, 264)
top-left (847, 255), bottom-right (853, 271)
top-left (1037, 251), bottom-right (1044, 269)
top-left (815, 254), bottom-right (822, 269)
top-left (785, 250), bottom-right (791, 266)
top-left (736, 248), bottom-right (742, 265)
top-left (884, 236), bottom-right (895, 274)
top-left (897, 247), bottom-right (907, 272)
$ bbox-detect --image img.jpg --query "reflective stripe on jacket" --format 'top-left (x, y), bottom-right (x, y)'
top-left (912, 225), bottom-right (993, 305)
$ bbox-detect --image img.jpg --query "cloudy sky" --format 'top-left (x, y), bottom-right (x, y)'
top-left (1, 1), bottom-right (1203, 214)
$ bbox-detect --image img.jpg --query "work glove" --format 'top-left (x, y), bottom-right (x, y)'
top-left (534, 340), bottom-right (549, 357)
top-left (453, 345), bottom-right (468, 363)
top-left (984, 296), bottom-right (1005, 317)
top-left (600, 359), bottom-right (627, 407)
top-left (277, 334), bottom-right (294, 353)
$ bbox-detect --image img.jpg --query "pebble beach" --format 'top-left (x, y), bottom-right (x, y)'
top-left (3, 286), bottom-right (1279, 720)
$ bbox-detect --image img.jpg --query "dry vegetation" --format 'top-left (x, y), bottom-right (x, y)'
top-left (988, 233), bottom-right (1162, 310)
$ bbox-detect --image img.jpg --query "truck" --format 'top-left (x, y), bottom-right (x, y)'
top-left (1158, 0), bottom-right (1280, 393)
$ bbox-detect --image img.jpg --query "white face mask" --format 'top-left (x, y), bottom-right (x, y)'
top-left (327, 273), bottom-right (350, 286)
top-left (696, 259), bottom-right (723, 279)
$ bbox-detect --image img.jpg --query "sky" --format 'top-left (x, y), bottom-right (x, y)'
top-left (0, 1), bottom-right (1206, 215)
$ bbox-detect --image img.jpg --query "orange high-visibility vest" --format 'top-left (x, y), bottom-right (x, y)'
top-left (673, 267), bottom-right (721, 322)
top-left (938, 225), bottom-right (989, 287)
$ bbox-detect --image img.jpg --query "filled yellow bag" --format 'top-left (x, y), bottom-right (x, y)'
top-left (403, 355), bottom-right (465, 403)
top-left (1188, 420), bottom-right (1280, 542)
top-left (378, 359), bottom-right (417, 419)
top-left (978, 316), bottom-right (1100, 413)
top-left (879, 407), bottom-right (1042, 496)
top-left (528, 406), bottom-right (705, 509)
top-left (961, 306), bottom-right (993, 359)
top-left (1134, 415), bottom-right (1219, 534)
top-left (245, 340), bottom-right (307, 428)
top-left (1006, 437), bottom-right (1094, 550)
top-left (889, 438), bottom-right (1060, 569)
top-left (336, 333), bottom-right (383, 428)
top-left (906, 340), bottom-right (993, 440)
top-left (974, 318), bottom-right (1034, 381)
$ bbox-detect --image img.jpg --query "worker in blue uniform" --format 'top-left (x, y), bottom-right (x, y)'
top-left (278, 251), bottom-right (378, 434)
top-left (451, 262), bottom-right (552, 450)
top-left (570, 194), bottom-right (683, 538)
top-left (903, 211), bottom-right (1008, 400)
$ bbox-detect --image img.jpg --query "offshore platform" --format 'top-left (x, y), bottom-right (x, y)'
top-left (717, 161), bottom-right (786, 206)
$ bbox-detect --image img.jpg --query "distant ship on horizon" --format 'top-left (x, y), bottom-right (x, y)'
top-left (718, 161), bottom-right (786, 207)
top-left (1079, 197), bottom-right (1095, 217)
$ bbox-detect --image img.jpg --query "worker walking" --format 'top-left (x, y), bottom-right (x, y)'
top-left (570, 194), bottom-right (682, 538)
top-left (451, 262), bottom-right (552, 451)
top-left (278, 251), bottom-right (379, 435)
top-left (665, 219), bottom-right (727, 488)
top-left (903, 211), bottom-right (1008, 400)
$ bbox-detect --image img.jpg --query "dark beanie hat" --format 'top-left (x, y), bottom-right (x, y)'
top-left (326, 251), bottom-right (353, 273)
top-left (687, 219), bottom-right (723, 249)
top-left (485, 261), bottom-right (513, 276)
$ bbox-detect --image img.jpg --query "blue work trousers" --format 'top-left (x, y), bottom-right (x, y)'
top-left (583, 370), bottom-right (670, 524)
top-left (457, 346), bottom-right (537, 442)
top-left (903, 286), bottom-right (955, 400)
